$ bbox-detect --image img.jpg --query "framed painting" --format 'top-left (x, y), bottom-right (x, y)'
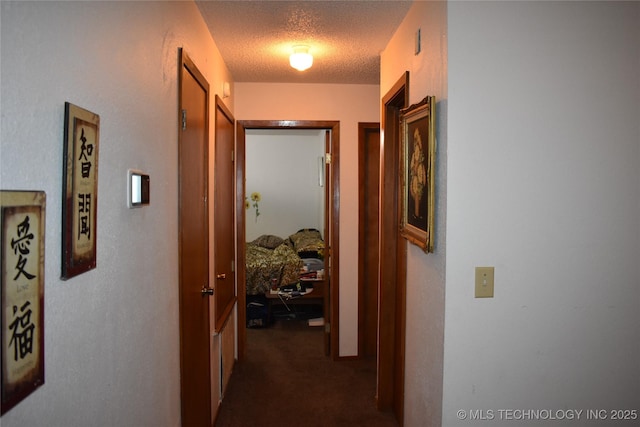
top-left (61, 102), bottom-right (99, 280)
top-left (1, 190), bottom-right (45, 414)
top-left (400, 96), bottom-right (436, 253)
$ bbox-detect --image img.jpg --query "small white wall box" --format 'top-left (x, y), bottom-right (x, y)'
top-left (128, 169), bottom-right (150, 208)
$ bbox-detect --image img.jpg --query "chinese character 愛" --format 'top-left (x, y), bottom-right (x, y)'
top-left (10, 215), bottom-right (36, 280)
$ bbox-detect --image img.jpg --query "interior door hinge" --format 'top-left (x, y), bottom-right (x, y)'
top-left (181, 109), bottom-right (187, 131)
top-left (231, 150), bottom-right (235, 162)
top-left (325, 153), bottom-right (331, 164)
top-left (324, 323), bottom-right (330, 333)
top-left (231, 260), bottom-right (235, 273)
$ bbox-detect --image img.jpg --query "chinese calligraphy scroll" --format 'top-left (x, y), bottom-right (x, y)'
top-left (62, 102), bottom-right (99, 279)
top-left (1, 190), bottom-right (45, 414)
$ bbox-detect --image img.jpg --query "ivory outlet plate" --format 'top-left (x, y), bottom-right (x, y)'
top-left (475, 267), bottom-right (494, 298)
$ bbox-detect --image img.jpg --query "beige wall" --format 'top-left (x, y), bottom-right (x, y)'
top-left (383, 1), bottom-right (640, 426)
top-left (0, 1), bottom-right (233, 425)
top-left (235, 83), bottom-right (380, 356)
top-left (444, 2), bottom-right (639, 425)
top-left (380, 2), bottom-right (448, 426)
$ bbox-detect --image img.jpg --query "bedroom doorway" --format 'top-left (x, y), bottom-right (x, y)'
top-left (236, 120), bottom-right (340, 361)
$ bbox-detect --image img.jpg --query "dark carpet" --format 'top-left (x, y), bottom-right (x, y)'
top-left (215, 319), bottom-right (398, 427)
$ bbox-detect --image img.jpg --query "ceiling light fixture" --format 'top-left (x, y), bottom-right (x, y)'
top-left (289, 45), bottom-right (313, 71)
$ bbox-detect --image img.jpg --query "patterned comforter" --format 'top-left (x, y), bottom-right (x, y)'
top-left (245, 230), bottom-right (325, 296)
top-left (245, 241), bottom-right (303, 296)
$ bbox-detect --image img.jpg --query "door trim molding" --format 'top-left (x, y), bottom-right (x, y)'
top-left (378, 72), bottom-right (409, 425)
top-left (236, 120), bottom-right (340, 361)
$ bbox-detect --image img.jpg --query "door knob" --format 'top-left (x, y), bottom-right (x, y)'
top-left (201, 287), bottom-right (214, 296)
top-left (216, 273), bottom-right (226, 280)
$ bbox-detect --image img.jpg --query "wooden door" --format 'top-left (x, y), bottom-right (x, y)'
top-left (358, 122), bottom-right (380, 358)
top-left (178, 50), bottom-right (212, 426)
top-left (213, 96), bottom-right (236, 332)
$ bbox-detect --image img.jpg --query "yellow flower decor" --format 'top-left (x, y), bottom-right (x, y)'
top-left (247, 191), bottom-right (261, 221)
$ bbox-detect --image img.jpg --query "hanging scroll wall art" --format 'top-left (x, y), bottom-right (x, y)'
top-left (61, 102), bottom-right (100, 279)
top-left (1, 190), bottom-right (46, 414)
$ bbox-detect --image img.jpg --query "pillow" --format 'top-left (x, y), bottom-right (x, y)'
top-left (251, 234), bottom-right (284, 250)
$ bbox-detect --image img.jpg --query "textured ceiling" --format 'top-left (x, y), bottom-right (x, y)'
top-left (195, 0), bottom-right (413, 84)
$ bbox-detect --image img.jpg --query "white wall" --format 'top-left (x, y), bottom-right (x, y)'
top-left (0, 1), bottom-right (233, 425)
top-left (380, 2), bottom-right (448, 426)
top-left (444, 2), bottom-right (640, 427)
top-left (245, 129), bottom-right (325, 242)
top-left (235, 82), bottom-right (380, 356)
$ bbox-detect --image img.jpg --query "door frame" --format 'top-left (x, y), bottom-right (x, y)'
top-left (236, 120), bottom-right (340, 361)
top-left (377, 72), bottom-right (409, 424)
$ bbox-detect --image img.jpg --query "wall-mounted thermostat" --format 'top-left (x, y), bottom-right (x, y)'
top-left (128, 169), bottom-right (150, 208)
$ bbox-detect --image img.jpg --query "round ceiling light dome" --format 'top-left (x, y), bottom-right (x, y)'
top-left (289, 45), bottom-right (313, 71)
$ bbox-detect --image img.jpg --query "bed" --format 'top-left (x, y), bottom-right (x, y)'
top-left (245, 229), bottom-right (324, 296)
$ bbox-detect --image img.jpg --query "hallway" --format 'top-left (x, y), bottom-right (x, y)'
top-left (215, 320), bottom-right (398, 427)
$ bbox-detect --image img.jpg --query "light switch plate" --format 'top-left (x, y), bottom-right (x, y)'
top-left (475, 267), bottom-right (494, 298)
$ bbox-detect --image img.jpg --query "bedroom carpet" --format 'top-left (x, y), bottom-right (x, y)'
top-left (214, 319), bottom-right (398, 427)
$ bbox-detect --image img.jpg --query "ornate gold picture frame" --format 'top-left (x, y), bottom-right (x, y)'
top-left (400, 96), bottom-right (436, 253)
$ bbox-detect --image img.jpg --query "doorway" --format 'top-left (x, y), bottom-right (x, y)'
top-left (236, 120), bottom-right (340, 361)
top-left (244, 129), bottom-right (325, 243)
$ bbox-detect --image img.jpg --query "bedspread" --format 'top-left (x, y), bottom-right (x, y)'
top-left (245, 241), bottom-right (303, 296)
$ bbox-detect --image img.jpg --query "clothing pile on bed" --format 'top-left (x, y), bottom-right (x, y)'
top-left (245, 229), bottom-right (324, 296)
top-left (285, 228), bottom-right (325, 259)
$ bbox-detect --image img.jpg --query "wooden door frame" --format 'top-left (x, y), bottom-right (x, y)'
top-left (236, 120), bottom-right (340, 361)
top-left (377, 72), bottom-right (408, 424)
